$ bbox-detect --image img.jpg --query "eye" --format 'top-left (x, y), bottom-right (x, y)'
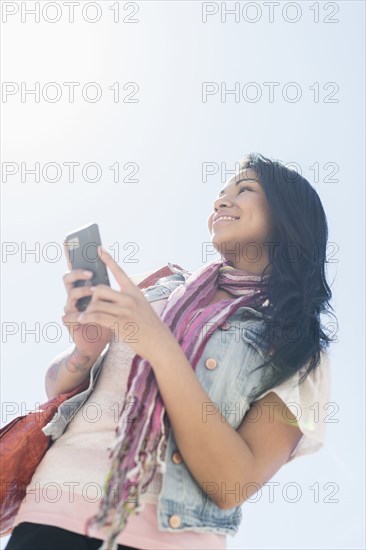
top-left (238, 186), bottom-right (252, 194)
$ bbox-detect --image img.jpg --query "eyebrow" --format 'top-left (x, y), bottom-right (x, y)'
top-left (218, 177), bottom-right (260, 197)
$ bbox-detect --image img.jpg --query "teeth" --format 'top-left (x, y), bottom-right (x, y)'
top-left (214, 216), bottom-right (237, 222)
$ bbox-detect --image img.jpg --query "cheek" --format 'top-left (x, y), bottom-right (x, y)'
top-left (243, 198), bottom-right (272, 235)
top-left (258, 205), bottom-right (274, 237)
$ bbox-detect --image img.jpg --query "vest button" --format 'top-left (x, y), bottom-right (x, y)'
top-left (221, 321), bottom-right (231, 330)
top-left (205, 357), bottom-right (217, 370)
top-left (169, 514), bottom-right (181, 528)
top-left (172, 450), bottom-right (183, 464)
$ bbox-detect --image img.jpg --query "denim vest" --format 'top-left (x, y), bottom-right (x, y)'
top-left (42, 265), bottom-right (271, 537)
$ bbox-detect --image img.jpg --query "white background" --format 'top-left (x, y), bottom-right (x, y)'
top-left (1, 1), bottom-right (365, 549)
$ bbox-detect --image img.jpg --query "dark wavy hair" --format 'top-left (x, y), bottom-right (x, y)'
top-left (238, 153), bottom-right (338, 403)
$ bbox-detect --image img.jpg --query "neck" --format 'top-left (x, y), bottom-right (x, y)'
top-left (223, 256), bottom-right (271, 275)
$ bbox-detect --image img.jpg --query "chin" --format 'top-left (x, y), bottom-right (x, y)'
top-left (210, 239), bottom-right (226, 254)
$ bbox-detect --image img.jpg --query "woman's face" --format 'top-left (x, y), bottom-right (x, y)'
top-left (207, 168), bottom-right (274, 273)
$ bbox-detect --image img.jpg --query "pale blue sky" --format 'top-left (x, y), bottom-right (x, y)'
top-left (1, 1), bottom-right (365, 548)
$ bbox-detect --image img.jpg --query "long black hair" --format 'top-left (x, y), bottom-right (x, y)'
top-left (239, 153), bottom-right (337, 403)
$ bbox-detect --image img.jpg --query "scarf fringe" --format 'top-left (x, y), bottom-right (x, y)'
top-left (83, 259), bottom-right (269, 549)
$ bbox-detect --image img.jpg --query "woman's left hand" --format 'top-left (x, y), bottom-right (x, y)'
top-left (76, 246), bottom-right (173, 365)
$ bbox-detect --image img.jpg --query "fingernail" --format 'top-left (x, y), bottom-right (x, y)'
top-left (83, 271), bottom-right (93, 276)
top-left (77, 313), bottom-right (85, 321)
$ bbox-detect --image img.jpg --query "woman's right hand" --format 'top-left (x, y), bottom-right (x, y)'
top-left (61, 268), bottom-right (113, 360)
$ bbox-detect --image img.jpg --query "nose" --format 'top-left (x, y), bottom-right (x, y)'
top-left (213, 194), bottom-right (233, 212)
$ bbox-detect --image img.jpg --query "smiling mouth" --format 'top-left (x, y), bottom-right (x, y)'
top-left (212, 217), bottom-right (239, 225)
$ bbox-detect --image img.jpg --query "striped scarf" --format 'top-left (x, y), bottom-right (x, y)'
top-left (84, 258), bottom-right (270, 549)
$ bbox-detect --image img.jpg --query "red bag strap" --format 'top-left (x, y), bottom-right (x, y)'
top-left (136, 264), bottom-right (183, 289)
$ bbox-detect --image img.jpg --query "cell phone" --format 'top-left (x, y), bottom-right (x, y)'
top-left (64, 223), bottom-right (110, 312)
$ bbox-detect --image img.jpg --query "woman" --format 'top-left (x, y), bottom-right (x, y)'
top-left (5, 152), bottom-right (335, 550)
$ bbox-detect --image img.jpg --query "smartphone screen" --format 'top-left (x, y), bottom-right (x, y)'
top-left (64, 223), bottom-right (110, 311)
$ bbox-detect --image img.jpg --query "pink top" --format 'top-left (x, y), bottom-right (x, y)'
top-left (13, 291), bottom-right (227, 550)
top-left (13, 274), bottom-right (331, 549)
top-left (13, 491), bottom-right (225, 550)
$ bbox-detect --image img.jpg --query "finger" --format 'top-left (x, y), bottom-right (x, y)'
top-left (96, 246), bottom-right (132, 291)
top-left (63, 243), bottom-right (71, 271)
top-left (61, 311), bottom-right (84, 331)
top-left (61, 311), bottom-right (110, 340)
top-left (64, 286), bottom-right (95, 313)
top-left (61, 311), bottom-right (105, 336)
top-left (63, 269), bottom-right (94, 292)
top-left (88, 284), bottom-right (127, 305)
top-left (82, 298), bottom-right (125, 318)
top-left (76, 310), bottom-right (116, 330)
